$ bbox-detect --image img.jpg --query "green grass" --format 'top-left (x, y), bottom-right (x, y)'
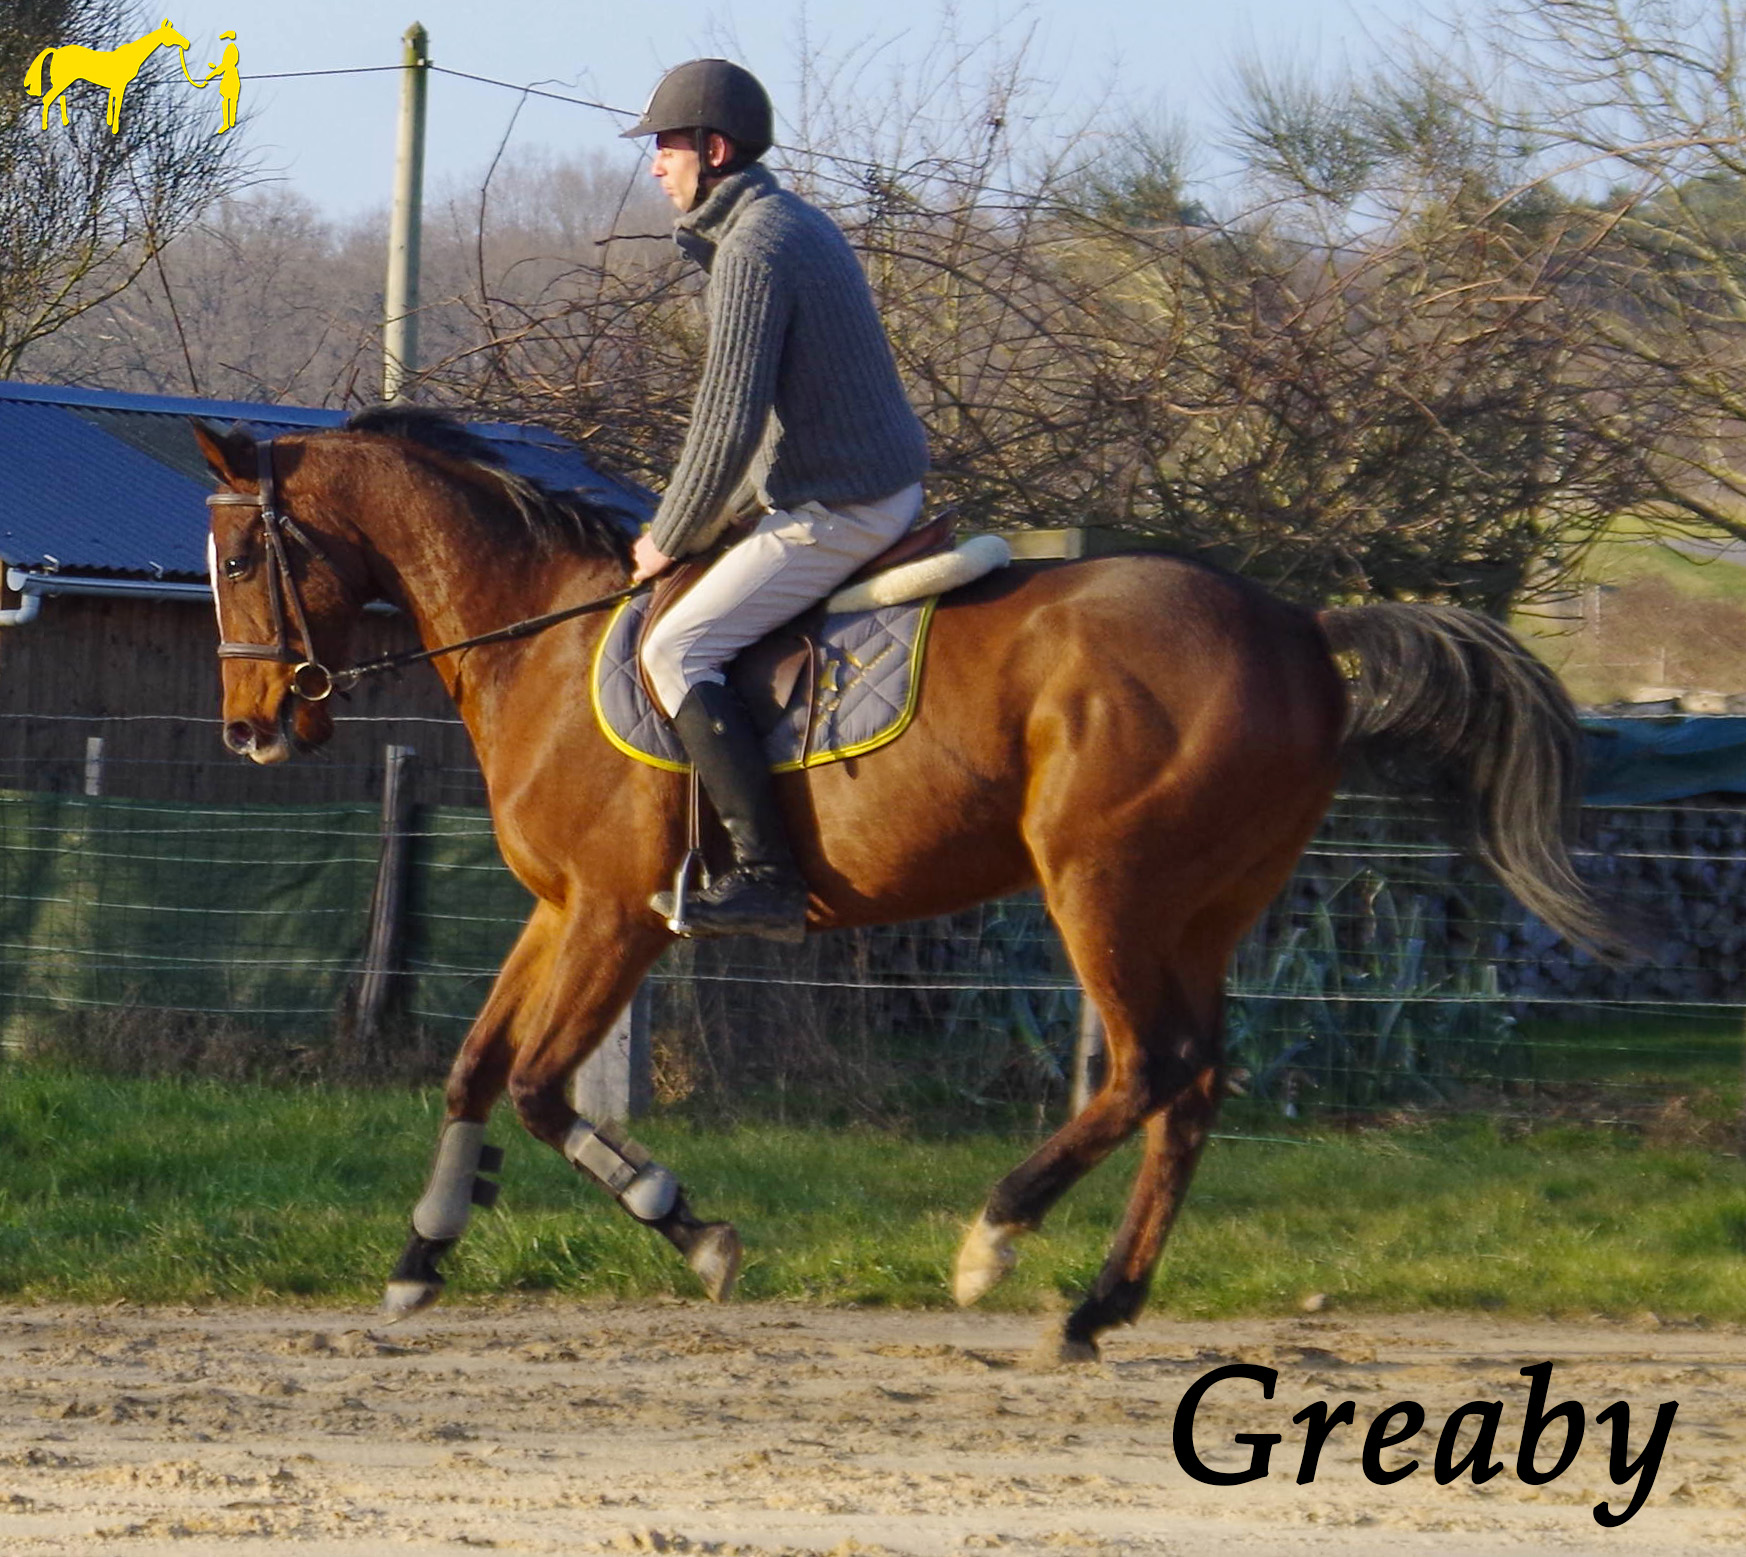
top-left (4, 1065), bottom-right (1746, 1319)
top-left (1516, 1015), bottom-right (1745, 1092)
top-left (1578, 524), bottom-right (1746, 604)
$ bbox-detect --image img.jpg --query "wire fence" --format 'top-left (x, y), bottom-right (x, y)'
top-left (0, 740), bottom-right (1741, 1132)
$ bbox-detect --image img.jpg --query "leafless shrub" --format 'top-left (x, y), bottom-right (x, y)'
top-left (0, 0), bottom-right (251, 377)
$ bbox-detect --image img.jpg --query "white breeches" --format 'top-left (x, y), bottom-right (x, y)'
top-left (640, 483), bottom-right (924, 718)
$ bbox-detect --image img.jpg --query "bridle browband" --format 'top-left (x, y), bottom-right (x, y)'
top-left (206, 437), bottom-right (648, 702)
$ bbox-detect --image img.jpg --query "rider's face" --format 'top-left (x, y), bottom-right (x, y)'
top-left (650, 130), bottom-right (733, 211)
top-left (651, 131), bottom-right (701, 211)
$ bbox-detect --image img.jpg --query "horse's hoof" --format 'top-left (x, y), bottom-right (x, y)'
top-left (687, 1222), bottom-right (742, 1302)
top-left (1031, 1332), bottom-right (1101, 1368)
top-left (380, 1279), bottom-right (442, 1322)
top-left (953, 1215), bottom-right (1019, 1306)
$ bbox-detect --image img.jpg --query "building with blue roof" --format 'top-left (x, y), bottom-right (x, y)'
top-left (0, 381), bottom-right (651, 803)
top-left (0, 379), bottom-right (648, 588)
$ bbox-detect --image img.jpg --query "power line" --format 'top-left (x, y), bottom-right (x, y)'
top-left (428, 67), bottom-right (632, 123)
top-left (232, 62), bottom-right (1011, 191)
top-left (241, 66), bottom-right (404, 80)
top-left (236, 62), bottom-right (632, 118)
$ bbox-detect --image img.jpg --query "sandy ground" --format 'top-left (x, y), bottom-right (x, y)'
top-left (0, 1301), bottom-right (1742, 1556)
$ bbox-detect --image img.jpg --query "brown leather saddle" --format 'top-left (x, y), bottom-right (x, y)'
top-left (636, 509), bottom-right (957, 733)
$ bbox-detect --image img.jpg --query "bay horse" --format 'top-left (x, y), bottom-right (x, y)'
top-left (192, 408), bottom-right (1623, 1361)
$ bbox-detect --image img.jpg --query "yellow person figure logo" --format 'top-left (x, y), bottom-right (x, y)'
top-left (24, 17), bottom-right (193, 135)
top-left (185, 31), bottom-right (241, 134)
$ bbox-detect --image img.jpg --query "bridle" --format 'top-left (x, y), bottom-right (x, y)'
top-left (207, 440), bottom-right (345, 701)
top-left (206, 436), bottom-right (649, 703)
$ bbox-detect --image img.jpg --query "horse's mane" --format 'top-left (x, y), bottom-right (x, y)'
top-left (342, 405), bottom-right (631, 566)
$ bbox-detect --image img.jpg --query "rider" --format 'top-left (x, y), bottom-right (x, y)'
top-left (622, 59), bottom-right (930, 943)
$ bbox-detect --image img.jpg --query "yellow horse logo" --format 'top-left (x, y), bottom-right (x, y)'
top-left (24, 18), bottom-right (193, 135)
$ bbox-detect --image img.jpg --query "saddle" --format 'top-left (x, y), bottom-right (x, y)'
top-left (637, 510), bottom-right (959, 734)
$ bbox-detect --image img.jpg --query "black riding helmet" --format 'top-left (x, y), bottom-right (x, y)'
top-left (620, 57), bottom-right (774, 172)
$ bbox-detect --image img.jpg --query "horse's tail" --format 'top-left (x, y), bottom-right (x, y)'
top-left (24, 47), bottom-right (52, 97)
top-left (1318, 601), bottom-right (1633, 961)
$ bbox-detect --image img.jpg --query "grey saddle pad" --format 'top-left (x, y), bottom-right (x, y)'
top-left (590, 594), bottom-right (937, 772)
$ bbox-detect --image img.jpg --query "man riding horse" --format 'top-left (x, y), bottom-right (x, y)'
top-left (622, 59), bottom-right (931, 944)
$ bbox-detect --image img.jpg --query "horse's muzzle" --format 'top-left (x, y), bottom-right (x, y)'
top-left (224, 718), bottom-right (292, 765)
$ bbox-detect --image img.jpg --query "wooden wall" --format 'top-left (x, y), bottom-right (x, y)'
top-left (0, 594), bottom-right (484, 805)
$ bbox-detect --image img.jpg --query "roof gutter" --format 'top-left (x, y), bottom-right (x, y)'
top-left (6, 567), bottom-right (211, 605)
top-left (1, 568), bottom-right (400, 626)
top-left (2, 567), bottom-right (209, 628)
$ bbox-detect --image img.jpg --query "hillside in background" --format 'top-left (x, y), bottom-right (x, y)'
top-left (1518, 536), bottom-right (1746, 711)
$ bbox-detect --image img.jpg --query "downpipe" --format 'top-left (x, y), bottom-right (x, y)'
top-left (1, 568), bottom-right (44, 627)
top-left (0, 592), bottom-right (40, 628)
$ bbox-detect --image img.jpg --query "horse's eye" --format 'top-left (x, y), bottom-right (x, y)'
top-left (222, 555), bottom-right (250, 580)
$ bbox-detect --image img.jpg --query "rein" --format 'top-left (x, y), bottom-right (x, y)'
top-left (207, 439), bottom-right (646, 701)
top-left (335, 582), bottom-right (649, 691)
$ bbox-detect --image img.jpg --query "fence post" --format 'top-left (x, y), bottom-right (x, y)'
top-left (1071, 997), bottom-right (1105, 1115)
top-left (356, 744), bottom-right (416, 1042)
top-left (569, 985), bottom-right (652, 1122)
top-left (83, 736), bottom-right (104, 797)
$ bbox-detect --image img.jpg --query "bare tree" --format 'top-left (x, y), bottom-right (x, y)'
top-left (0, 0), bottom-right (251, 377)
top-left (25, 189), bottom-right (381, 400)
top-left (1478, 0), bottom-right (1746, 542)
top-left (34, 2), bottom-right (1746, 622)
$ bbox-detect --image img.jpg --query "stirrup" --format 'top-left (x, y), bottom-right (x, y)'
top-left (654, 864), bottom-right (807, 943)
top-left (658, 844), bottom-right (703, 935)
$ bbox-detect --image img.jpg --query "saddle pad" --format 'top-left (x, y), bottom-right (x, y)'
top-left (591, 594), bottom-right (937, 773)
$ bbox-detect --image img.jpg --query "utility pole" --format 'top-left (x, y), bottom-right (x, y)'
top-left (383, 22), bottom-right (429, 402)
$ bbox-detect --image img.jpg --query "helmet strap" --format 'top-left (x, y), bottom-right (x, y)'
top-left (690, 127), bottom-right (752, 209)
top-left (682, 125), bottom-right (708, 210)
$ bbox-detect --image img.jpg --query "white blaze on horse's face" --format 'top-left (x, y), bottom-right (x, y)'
top-left (205, 531), bottom-right (225, 641)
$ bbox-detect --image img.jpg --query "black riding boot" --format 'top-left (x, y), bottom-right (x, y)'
top-left (651, 681), bottom-right (808, 943)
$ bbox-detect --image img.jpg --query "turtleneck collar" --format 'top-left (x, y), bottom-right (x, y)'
top-left (673, 163), bottom-right (778, 270)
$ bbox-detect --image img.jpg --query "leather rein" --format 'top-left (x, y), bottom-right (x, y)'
top-left (206, 439), bottom-right (647, 702)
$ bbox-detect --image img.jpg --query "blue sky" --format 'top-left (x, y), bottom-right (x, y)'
top-left (81, 1), bottom-right (1438, 219)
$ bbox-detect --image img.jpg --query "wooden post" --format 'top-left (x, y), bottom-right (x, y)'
top-left (356, 744), bottom-right (416, 1041)
top-left (83, 736), bottom-right (104, 797)
top-left (569, 985), bottom-right (653, 1122)
top-left (1071, 997), bottom-right (1105, 1115)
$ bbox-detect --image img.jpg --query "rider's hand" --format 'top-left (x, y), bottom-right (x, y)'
top-left (631, 533), bottom-right (673, 584)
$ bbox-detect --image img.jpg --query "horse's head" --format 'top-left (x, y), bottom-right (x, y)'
top-left (159, 21), bottom-right (192, 51)
top-left (193, 419), bottom-right (373, 764)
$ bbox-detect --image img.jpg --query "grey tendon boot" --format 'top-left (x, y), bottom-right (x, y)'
top-left (652, 680), bottom-right (808, 943)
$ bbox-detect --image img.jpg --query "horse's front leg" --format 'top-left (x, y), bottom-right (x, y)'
top-left (382, 902), bottom-right (561, 1319)
top-left (504, 905), bottom-right (741, 1302)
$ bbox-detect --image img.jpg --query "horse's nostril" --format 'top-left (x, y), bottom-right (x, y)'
top-left (223, 721), bottom-right (256, 754)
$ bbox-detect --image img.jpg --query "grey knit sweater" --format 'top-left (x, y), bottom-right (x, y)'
top-left (648, 164), bottom-right (930, 558)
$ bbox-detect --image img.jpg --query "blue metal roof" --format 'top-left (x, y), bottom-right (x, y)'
top-left (0, 381), bottom-right (652, 582)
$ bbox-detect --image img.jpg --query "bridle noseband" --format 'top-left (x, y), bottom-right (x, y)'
top-left (207, 438), bottom-right (342, 702)
top-left (206, 435), bottom-right (649, 704)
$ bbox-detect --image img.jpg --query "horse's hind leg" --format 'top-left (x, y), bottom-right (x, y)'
top-left (956, 874), bottom-right (1244, 1360)
top-left (1057, 1061), bottom-right (1222, 1359)
top-left (954, 966), bottom-right (1216, 1311)
top-left (382, 903), bottom-right (558, 1319)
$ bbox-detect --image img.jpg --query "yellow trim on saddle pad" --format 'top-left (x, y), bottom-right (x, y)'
top-left (589, 597), bottom-right (937, 774)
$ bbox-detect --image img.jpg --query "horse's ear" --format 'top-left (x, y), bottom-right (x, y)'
top-left (189, 418), bottom-right (256, 486)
